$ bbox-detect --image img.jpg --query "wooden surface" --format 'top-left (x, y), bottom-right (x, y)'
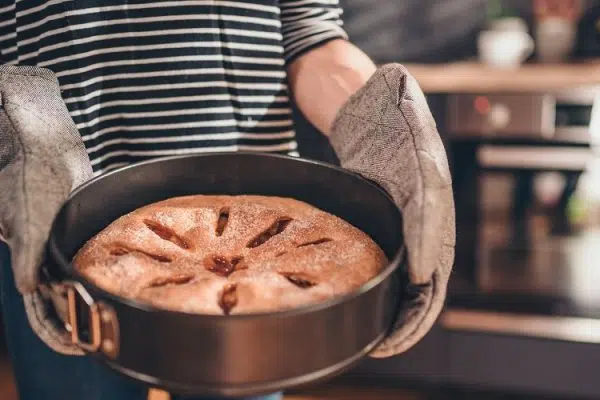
top-left (285, 385), bottom-right (423, 400)
top-left (148, 386), bottom-right (423, 400)
top-left (404, 60), bottom-right (600, 93)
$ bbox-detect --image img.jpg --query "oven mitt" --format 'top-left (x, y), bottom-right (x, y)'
top-left (329, 64), bottom-right (455, 357)
top-left (0, 64), bottom-right (93, 355)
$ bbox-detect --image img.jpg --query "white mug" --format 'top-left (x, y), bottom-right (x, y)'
top-left (488, 17), bottom-right (529, 33)
top-left (478, 30), bottom-right (535, 68)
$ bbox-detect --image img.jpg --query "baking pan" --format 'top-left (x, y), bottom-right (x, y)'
top-left (46, 152), bottom-right (406, 397)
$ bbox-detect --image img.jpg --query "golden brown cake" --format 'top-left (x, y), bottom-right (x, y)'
top-left (73, 195), bottom-right (388, 315)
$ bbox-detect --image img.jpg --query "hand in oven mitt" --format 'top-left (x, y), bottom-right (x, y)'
top-left (0, 64), bottom-right (93, 354)
top-left (329, 64), bottom-right (455, 357)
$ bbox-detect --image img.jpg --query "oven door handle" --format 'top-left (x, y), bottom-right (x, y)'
top-left (440, 309), bottom-right (600, 344)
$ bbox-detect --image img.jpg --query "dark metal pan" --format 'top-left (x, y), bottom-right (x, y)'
top-left (45, 152), bottom-right (406, 397)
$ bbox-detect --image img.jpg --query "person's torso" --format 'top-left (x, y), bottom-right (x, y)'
top-left (0, 0), bottom-right (296, 175)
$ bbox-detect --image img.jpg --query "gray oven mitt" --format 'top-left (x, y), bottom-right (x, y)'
top-left (0, 64), bottom-right (92, 355)
top-left (330, 64), bottom-right (455, 357)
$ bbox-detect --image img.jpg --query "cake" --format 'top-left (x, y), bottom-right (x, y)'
top-left (73, 195), bottom-right (388, 315)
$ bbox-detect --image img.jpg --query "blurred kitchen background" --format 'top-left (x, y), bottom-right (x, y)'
top-left (3, 0), bottom-right (600, 399)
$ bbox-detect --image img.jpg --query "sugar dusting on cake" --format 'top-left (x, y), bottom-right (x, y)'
top-left (73, 195), bottom-right (389, 315)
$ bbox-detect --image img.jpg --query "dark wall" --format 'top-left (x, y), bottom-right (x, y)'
top-left (339, 0), bottom-right (600, 63)
top-left (339, 0), bottom-right (486, 63)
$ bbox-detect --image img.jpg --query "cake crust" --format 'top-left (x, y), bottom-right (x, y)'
top-left (73, 195), bottom-right (388, 315)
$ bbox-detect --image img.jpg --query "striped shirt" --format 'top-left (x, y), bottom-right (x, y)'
top-left (0, 1), bottom-right (347, 175)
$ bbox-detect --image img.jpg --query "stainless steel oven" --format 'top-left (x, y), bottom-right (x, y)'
top-left (447, 89), bottom-right (600, 299)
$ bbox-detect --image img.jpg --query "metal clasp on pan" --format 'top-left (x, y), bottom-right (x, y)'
top-left (65, 281), bottom-right (120, 359)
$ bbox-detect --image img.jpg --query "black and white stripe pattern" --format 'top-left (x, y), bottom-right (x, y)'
top-left (0, 0), bottom-right (347, 175)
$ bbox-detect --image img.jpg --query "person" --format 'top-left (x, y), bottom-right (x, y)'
top-left (0, 1), bottom-right (455, 400)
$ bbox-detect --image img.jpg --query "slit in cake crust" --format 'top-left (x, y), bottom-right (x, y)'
top-left (280, 272), bottom-right (317, 288)
top-left (215, 207), bottom-right (230, 237)
top-left (144, 219), bottom-right (191, 250)
top-left (110, 245), bottom-right (172, 263)
top-left (247, 217), bottom-right (292, 248)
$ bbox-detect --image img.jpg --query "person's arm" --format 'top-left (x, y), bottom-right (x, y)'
top-left (287, 38), bottom-right (376, 136)
top-left (279, 0), bottom-right (369, 136)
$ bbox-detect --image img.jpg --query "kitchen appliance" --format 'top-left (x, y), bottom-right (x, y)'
top-left (447, 88), bottom-right (598, 293)
top-left (448, 89), bottom-right (598, 144)
top-left (436, 89), bottom-right (600, 398)
top-left (45, 152), bottom-right (406, 397)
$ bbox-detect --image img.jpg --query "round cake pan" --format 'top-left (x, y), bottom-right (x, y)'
top-left (46, 152), bottom-right (406, 397)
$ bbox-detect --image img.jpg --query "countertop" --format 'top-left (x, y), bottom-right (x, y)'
top-left (404, 59), bottom-right (600, 94)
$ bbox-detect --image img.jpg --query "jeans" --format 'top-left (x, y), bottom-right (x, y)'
top-left (0, 242), bottom-right (281, 400)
